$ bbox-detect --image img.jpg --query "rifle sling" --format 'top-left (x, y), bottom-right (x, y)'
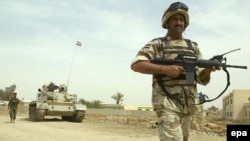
top-left (154, 74), bottom-right (184, 106)
top-left (196, 67), bottom-right (230, 105)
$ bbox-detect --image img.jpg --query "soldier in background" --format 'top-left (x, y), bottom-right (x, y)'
top-left (131, 2), bottom-right (219, 141)
top-left (8, 92), bottom-right (20, 123)
top-left (47, 82), bottom-right (59, 92)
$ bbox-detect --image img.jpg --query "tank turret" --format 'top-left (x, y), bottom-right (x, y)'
top-left (38, 88), bottom-right (56, 101)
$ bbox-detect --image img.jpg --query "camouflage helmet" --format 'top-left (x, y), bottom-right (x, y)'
top-left (162, 2), bottom-right (189, 29)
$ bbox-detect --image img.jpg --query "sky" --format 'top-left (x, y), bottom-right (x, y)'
top-left (0, 0), bottom-right (249, 109)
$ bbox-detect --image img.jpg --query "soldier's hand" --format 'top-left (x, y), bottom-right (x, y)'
top-left (162, 65), bottom-right (184, 78)
top-left (211, 59), bottom-right (222, 71)
top-left (211, 66), bottom-right (222, 71)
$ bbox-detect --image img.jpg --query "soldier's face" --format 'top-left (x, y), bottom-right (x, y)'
top-left (167, 14), bottom-right (186, 38)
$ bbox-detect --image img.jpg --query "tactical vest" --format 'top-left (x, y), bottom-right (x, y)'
top-left (152, 37), bottom-right (199, 87)
top-left (152, 37), bottom-right (200, 114)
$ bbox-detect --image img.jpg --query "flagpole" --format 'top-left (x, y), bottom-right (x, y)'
top-left (67, 44), bottom-right (78, 90)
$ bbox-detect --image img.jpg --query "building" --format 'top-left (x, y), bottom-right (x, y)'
top-left (244, 99), bottom-right (250, 120)
top-left (222, 89), bottom-right (250, 120)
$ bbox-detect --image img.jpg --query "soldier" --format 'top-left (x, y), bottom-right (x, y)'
top-left (8, 92), bottom-right (20, 123)
top-left (47, 82), bottom-right (59, 92)
top-left (131, 2), bottom-right (220, 141)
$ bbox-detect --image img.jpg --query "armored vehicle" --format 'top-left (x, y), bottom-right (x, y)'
top-left (29, 82), bottom-right (86, 122)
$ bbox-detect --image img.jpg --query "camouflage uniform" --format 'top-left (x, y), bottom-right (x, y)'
top-left (131, 36), bottom-right (208, 141)
top-left (8, 95), bottom-right (20, 123)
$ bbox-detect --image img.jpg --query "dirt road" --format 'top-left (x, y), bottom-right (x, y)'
top-left (0, 114), bottom-right (158, 141)
top-left (0, 112), bottom-right (226, 141)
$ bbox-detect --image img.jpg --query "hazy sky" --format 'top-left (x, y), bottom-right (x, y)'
top-left (1, 0), bottom-right (249, 109)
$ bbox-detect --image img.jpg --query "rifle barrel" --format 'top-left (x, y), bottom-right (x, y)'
top-left (226, 64), bottom-right (247, 69)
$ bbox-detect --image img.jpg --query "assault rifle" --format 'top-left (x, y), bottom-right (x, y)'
top-left (152, 48), bottom-right (247, 104)
top-left (152, 49), bottom-right (247, 84)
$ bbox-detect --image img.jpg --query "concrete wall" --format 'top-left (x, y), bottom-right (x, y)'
top-left (86, 109), bottom-right (156, 118)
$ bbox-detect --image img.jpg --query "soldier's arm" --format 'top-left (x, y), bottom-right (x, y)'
top-left (8, 98), bottom-right (11, 109)
top-left (198, 66), bottom-right (220, 85)
top-left (131, 61), bottom-right (184, 78)
top-left (198, 68), bottom-right (212, 85)
top-left (131, 61), bottom-right (165, 74)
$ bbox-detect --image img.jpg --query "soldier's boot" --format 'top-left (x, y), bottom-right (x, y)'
top-left (10, 119), bottom-right (12, 123)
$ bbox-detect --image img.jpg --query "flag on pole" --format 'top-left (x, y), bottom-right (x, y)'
top-left (76, 41), bottom-right (82, 46)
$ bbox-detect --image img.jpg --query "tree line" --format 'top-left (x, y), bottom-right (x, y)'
top-left (78, 92), bottom-right (124, 108)
top-left (0, 84), bottom-right (16, 100)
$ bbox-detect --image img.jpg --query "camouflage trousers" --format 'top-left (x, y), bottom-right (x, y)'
top-left (155, 108), bottom-right (191, 141)
top-left (152, 84), bottom-right (197, 141)
top-left (9, 107), bottom-right (17, 120)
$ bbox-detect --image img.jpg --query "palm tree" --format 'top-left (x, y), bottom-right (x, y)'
top-left (111, 92), bottom-right (124, 105)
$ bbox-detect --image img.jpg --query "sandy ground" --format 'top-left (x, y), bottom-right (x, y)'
top-left (0, 109), bottom-right (226, 141)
